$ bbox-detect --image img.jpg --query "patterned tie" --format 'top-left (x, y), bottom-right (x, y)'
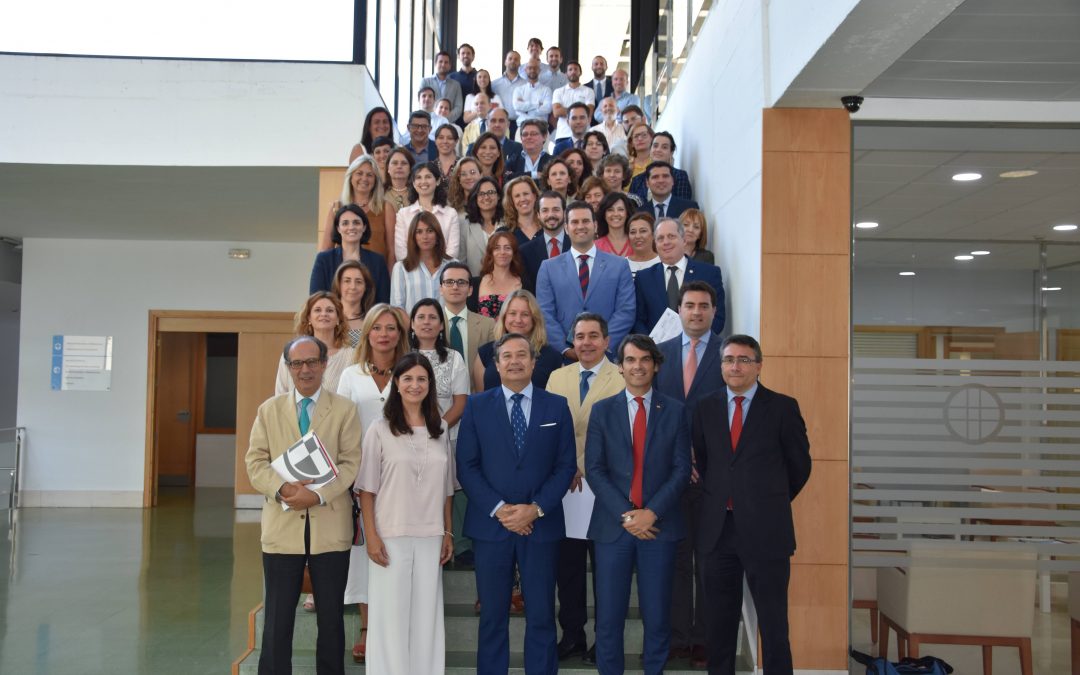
top-left (656, 203), bottom-right (666, 219)
top-left (449, 316), bottom-right (465, 357)
top-left (298, 397), bottom-right (313, 435)
top-left (578, 254), bottom-right (590, 298)
top-left (510, 393), bottom-right (527, 457)
top-left (666, 266), bottom-right (680, 310)
top-left (579, 370), bottom-right (592, 404)
top-left (575, 138), bottom-right (584, 150)
top-left (728, 395), bottom-right (744, 509)
top-left (683, 338), bottom-right (699, 397)
top-left (631, 396), bottom-right (646, 508)
top-left (549, 237), bottom-right (560, 258)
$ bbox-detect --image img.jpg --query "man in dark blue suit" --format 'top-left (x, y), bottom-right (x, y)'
top-left (505, 119), bottom-right (553, 179)
top-left (551, 102), bottom-right (592, 156)
top-left (465, 108), bottom-right (523, 164)
top-left (456, 333), bottom-right (578, 675)
top-left (655, 280), bottom-right (724, 667)
top-left (521, 191), bottom-right (570, 293)
top-left (639, 161), bottom-right (699, 220)
top-left (585, 334), bottom-right (691, 675)
top-left (634, 218), bottom-right (725, 335)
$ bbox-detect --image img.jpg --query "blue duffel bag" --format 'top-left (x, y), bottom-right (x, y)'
top-left (850, 648), bottom-right (953, 675)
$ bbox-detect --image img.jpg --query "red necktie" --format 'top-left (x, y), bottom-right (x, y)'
top-left (549, 237), bottom-right (560, 257)
top-left (728, 396), bottom-right (744, 510)
top-left (631, 396), bottom-right (646, 508)
top-left (578, 254), bottom-right (590, 298)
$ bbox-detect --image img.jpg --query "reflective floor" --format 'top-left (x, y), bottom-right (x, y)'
top-left (0, 488), bottom-right (263, 675)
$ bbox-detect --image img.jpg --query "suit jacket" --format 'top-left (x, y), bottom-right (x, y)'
top-left (245, 390), bottom-right (362, 555)
top-left (692, 385), bottom-right (811, 558)
top-left (464, 310), bottom-right (496, 390)
top-left (545, 358), bottom-right (626, 473)
top-left (520, 231), bottom-right (571, 293)
top-left (552, 136), bottom-right (584, 157)
top-left (536, 250), bottom-right (636, 354)
top-left (309, 247), bottom-right (392, 304)
top-left (585, 390), bottom-right (691, 543)
top-left (639, 196), bottom-right (699, 220)
top-left (456, 387), bottom-right (577, 543)
top-left (655, 332), bottom-right (724, 412)
top-left (465, 138), bottom-right (524, 166)
top-left (419, 75), bottom-right (465, 123)
top-left (506, 150), bottom-right (553, 180)
top-left (633, 259), bottom-right (725, 335)
top-left (587, 77), bottom-right (614, 120)
top-left (628, 167), bottom-right (693, 202)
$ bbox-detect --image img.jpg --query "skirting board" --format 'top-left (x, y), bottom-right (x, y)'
top-left (19, 490), bottom-right (143, 507)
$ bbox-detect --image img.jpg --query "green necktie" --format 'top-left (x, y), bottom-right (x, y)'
top-left (299, 397), bottom-right (313, 435)
top-left (450, 316), bottom-right (465, 357)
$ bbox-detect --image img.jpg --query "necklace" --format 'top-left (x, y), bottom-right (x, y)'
top-left (367, 362), bottom-right (393, 376)
top-left (405, 432), bottom-right (428, 486)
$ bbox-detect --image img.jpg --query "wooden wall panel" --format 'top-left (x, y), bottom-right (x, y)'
top-left (761, 356), bottom-right (849, 461)
top-left (317, 168), bottom-right (346, 246)
top-left (791, 459), bottom-right (849, 566)
top-left (762, 152), bottom-right (851, 255)
top-left (760, 253), bottom-right (850, 358)
top-left (234, 331), bottom-right (296, 496)
top-left (788, 563), bottom-right (848, 669)
top-left (763, 108), bottom-right (850, 153)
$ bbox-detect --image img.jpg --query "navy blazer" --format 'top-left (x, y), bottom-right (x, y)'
top-left (309, 247), bottom-right (391, 304)
top-left (505, 151), bottom-right (553, 180)
top-left (520, 232), bottom-right (571, 293)
top-left (655, 332), bottom-right (724, 411)
top-left (466, 139), bottom-right (523, 165)
top-left (633, 259), bottom-right (725, 335)
top-left (585, 390), bottom-right (691, 543)
top-left (551, 136), bottom-right (583, 157)
top-left (692, 385), bottom-right (812, 559)
top-left (628, 167), bottom-right (693, 202)
top-left (456, 387), bottom-right (577, 543)
top-left (639, 196), bottom-right (699, 220)
top-left (587, 77), bottom-right (614, 121)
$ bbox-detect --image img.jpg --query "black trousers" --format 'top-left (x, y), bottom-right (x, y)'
top-left (701, 510), bottom-right (792, 675)
top-left (670, 482), bottom-right (706, 648)
top-left (259, 517), bottom-right (351, 675)
top-left (556, 537), bottom-right (598, 644)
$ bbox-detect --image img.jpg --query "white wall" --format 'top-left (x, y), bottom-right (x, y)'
top-left (17, 238), bottom-right (312, 506)
top-left (0, 55), bottom-right (370, 167)
top-left (0, 310), bottom-right (18, 429)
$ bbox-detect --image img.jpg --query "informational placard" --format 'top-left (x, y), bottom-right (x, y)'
top-left (51, 335), bottom-right (113, 391)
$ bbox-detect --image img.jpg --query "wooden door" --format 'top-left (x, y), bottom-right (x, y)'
top-left (234, 331), bottom-right (295, 501)
top-left (154, 332), bottom-right (198, 487)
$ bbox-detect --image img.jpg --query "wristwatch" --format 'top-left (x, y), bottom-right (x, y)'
top-left (532, 502), bottom-right (545, 518)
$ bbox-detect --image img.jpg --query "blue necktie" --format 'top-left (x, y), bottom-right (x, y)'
top-left (579, 371), bottom-right (592, 404)
top-left (510, 393), bottom-right (527, 457)
top-left (298, 397), bottom-right (313, 435)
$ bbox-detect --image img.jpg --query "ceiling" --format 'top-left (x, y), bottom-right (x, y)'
top-left (0, 164), bottom-right (319, 243)
top-left (862, 0), bottom-right (1080, 101)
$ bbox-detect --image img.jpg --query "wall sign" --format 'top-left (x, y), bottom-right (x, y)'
top-left (51, 335), bottom-right (113, 391)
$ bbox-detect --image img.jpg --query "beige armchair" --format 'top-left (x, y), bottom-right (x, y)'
top-left (877, 543), bottom-right (1037, 675)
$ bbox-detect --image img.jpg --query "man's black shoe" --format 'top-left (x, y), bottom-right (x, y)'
top-left (557, 637), bottom-right (587, 660)
top-left (582, 644), bottom-right (596, 664)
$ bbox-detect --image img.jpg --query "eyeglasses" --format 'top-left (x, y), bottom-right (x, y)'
top-left (721, 356), bottom-right (759, 366)
top-left (477, 190), bottom-right (499, 198)
top-left (440, 278), bottom-right (470, 287)
top-left (286, 358), bottom-right (326, 370)
top-left (410, 123), bottom-right (431, 130)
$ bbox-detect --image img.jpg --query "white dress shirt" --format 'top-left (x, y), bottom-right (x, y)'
top-left (624, 387), bottom-right (653, 429)
top-left (663, 255), bottom-right (688, 288)
top-left (552, 84), bottom-right (597, 139)
top-left (513, 82), bottom-right (553, 123)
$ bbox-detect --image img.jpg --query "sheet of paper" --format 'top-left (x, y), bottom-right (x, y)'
top-left (648, 308), bottom-right (683, 344)
top-left (562, 477), bottom-right (595, 540)
top-left (270, 431), bottom-right (338, 510)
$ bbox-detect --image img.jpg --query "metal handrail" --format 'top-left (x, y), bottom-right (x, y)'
top-left (634, 0), bottom-right (715, 121)
top-left (0, 427), bottom-right (25, 509)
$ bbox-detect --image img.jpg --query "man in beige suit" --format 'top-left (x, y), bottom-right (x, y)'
top-left (546, 312), bottom-right (625, 663)
top-left (245, 335), bottom-right (362, 675)
top-left (440, 261), bottom-right (496, 568)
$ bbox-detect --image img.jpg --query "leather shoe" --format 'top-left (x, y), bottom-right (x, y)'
top-left (582, 644), bottom-right (596, 664)
top-left (669, 645), bottom-right (692, 659)
top-left (557, 637), bottom-right (587, 660)
top-left (690, 644), bottom-right (708, 668)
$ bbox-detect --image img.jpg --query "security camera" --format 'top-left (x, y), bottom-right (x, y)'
top-left (841, 96), bottom-right (864, 113)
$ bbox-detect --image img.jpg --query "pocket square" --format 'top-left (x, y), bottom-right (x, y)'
top-left (540, 422), bottom-right (557, 427)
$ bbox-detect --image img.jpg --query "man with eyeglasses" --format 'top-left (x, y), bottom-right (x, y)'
top-left (404, 110), bottom-right (436, 163)
top-left (506, 119), bottom-right (553, 180)
top-left (633, 217), bottom-right (724, 335)
top-left (245, 335), bottom-right (362, 675)
top-left (439, 261), bottom-right (495, 393)
top-left (692, 334), bottom-right (812, 674)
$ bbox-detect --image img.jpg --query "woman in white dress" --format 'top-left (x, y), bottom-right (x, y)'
top-left (407, 298), bottom-right (468, 448)
top-left (274, 292), bottom-right (353, 396)
top-left (356, 352), bottom-right (455, 675)
top-left (335, 303), bottom-right (410, 663)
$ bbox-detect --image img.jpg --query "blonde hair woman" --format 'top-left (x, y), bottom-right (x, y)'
top-left (319, 155), bottom-right (395, 259)
top-left (470, 289), bottom-right (563, 391)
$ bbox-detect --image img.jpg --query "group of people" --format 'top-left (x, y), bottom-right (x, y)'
top-left (246, 39), bottom-right (813, 675)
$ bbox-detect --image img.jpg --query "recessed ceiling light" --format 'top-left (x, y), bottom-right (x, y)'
top-left (854, 221), bottom-right (879, 229)
top-left (952, 172), bottom-right (982, 182)
top-left (228, 248), bottom-right (251, 260)
top-left (954, 255), bottom-right (974, 261)
top-left (999, 170), bottom-right (1038, 179)
top-left (898, 272), bottom-right (915, 276)
top-left (970, 250), bottom-right (990, 256)
top-left (1053, 224), bottom-right (1078, 232)
top-left (1042, 286), bottom-right (1062, 292)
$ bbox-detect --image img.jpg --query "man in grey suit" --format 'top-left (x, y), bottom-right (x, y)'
top-left (420, 51), bottom-right (465, 124)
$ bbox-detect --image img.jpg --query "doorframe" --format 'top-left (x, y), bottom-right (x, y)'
top-left (144, 310), bottom-right (294, 507)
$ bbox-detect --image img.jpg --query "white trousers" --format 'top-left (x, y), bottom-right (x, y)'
top-left (367, 535), bottom-right (445, 675)
top-left (343, 543), bottom-right (368, 604)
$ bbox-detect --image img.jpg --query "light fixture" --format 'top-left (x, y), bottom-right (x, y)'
top-left (898, 271), bottom-right (915, 276)
top-left (970, 250), bottom-right (990, 256)
top-left (1053, 224), bottom-right (1078, 232)
top-left (999, 170), bottom-right (1038, 179)
top-left (228, 248), bottom-right (251, 260)
top-left (954, 255), bottom-right (974, 261)
top-left (952, 172), bottom-right (982, 182)
top-left (1042, 286), bottom-right (1062, 292)
top-left (854, 221), bottom-right (879, 229)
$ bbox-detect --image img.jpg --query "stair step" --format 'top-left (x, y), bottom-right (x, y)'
top-left (444, 568), bottom-right (638, 606)
top-left (237, 648), bottom-right (729, 674)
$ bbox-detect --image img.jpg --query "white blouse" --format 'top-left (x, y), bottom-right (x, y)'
top-left (417, 348), bottom-right (469, 442)
top-left (336, 363), bottom-right (393, 437)
top-left (390, 259), bottom-right (448, 313)
top-left (394, 203), bottom-right (460, 261)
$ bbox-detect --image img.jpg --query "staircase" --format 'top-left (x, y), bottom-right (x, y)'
top-left (235, 567), bottom-right (752, 673)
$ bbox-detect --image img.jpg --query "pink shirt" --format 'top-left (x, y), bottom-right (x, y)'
top-left (596, 235), bottom-right (632, 257)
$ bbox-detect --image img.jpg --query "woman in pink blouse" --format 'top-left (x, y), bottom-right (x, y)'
top-left (356, 352), bottom-right (455, 675)
top-left (595, 192), bottom-right (636, 257)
